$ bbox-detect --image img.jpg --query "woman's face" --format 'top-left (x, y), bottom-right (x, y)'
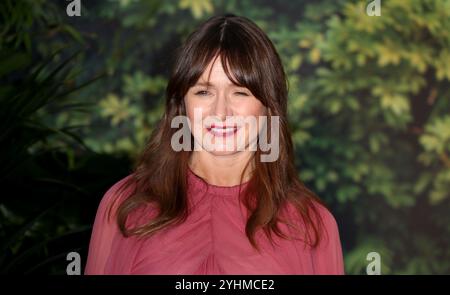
top-left (184, 56), bottom-right (267, 157)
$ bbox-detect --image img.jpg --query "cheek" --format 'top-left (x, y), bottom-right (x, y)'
top-left (185, 94), bottom-right (212, 112)
top-left (239, 98), bottom-right (267, 117)
top-left (185, 96), bottom-right (201, 122)
top-left (184, 97), bottom-right (207, 139)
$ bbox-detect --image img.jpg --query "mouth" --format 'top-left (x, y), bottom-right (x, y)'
top-left (206, 123), bottom-right (240, 137)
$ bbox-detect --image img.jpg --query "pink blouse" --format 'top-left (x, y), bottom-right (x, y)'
top-left (85, 168), bottom-right (345, 274)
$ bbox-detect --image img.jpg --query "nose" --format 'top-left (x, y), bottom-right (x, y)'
top-left (212, 91), bottom-right (233, 121)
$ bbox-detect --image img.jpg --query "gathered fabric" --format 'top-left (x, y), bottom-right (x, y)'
top-left (85, 168), bottom-right (345, 275)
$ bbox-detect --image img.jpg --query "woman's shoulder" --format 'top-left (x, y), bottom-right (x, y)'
top-left (85, 174), bottom-right (137, 274)
top-left (98, 174), bottom-right (160, 229)
top-left (94, 174), bottom-right (137, 223)
top-left (281, 198), bottom-right (340, 244)
top-left (310, 200), bottom-right (339, 232)
top-left (100, 174), bottom-right (136, 206)
top-left (283, 198), bottom-right (337, 224)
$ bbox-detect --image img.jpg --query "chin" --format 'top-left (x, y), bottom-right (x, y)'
top-left (206, 148), bottom-right (241, 157)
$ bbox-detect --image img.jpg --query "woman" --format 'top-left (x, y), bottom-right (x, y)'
top-left (85, 14), bottom-right (344, 275)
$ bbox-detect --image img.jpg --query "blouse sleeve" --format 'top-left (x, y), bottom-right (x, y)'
top-left (310, 203), bottom-right (345, 275)
top-left (84, 175), bottom-right (134, 275)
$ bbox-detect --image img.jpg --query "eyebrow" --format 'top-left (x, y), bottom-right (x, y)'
top-left (193, 81), bottom-right (213, 87)
top-left (193, 81), bottom-right (246, 87)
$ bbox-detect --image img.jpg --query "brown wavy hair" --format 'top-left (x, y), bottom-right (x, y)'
top-left (109, 14), bottom-right (326, 251)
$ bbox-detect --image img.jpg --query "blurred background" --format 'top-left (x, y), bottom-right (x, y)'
top-left (0, 0), bottom-right (449, 274)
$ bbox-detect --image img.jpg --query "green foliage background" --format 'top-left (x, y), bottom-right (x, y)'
top-left (1, 0), bottom-right (449, 274)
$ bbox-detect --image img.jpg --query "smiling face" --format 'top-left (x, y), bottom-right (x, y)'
top-left (184, 55), bottom-right (267, 157)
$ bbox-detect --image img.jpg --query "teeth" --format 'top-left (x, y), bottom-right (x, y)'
top-left (211, 127), bottom-right (235, 133)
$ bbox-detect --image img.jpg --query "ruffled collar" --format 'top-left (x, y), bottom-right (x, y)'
top-left (187, 166), bottom-right (250, 196)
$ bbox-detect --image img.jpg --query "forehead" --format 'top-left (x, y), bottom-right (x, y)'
top-left (198, 56), bottom-right (238, 85)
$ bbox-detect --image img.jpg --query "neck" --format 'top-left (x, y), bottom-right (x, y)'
top-left (188, 151), bottom-right (255, 186)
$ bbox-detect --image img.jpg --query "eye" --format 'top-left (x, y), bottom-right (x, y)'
top-left (235, 91), bottom-right (250, 96)
top-left (194, 90), bottom-right (210, 96)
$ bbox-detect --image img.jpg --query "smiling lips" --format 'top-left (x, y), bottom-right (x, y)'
top-left (206, 123), bottom-right (240, 137)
